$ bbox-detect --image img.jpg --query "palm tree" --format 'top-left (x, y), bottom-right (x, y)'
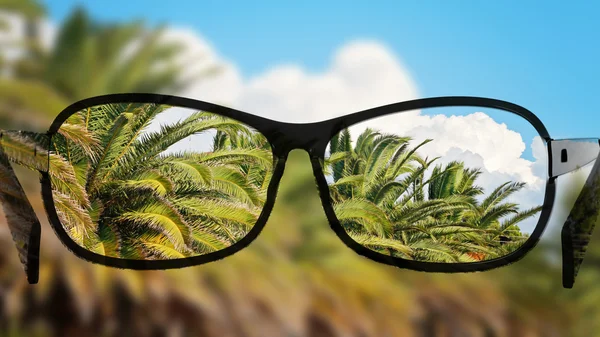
top-left (47, 102), bottom-right (273, 259)
top-left (325, 127), bottom-right (542, 263)
top-left (0, 7), bottom-right (204, 129)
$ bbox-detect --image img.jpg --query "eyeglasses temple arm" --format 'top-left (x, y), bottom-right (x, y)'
top-left (552, 138), bottom-right (600, 288)
top-left (0, 131), bottom-right (48, 285)
top-left (550, 138), bottom-right (600, 178)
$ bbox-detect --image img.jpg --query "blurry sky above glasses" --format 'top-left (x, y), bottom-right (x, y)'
top-left (2, 0), bottom-right (599, 235)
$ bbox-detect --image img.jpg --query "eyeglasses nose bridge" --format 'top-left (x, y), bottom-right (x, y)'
top-left (267, 121), bottom-right (333, 159)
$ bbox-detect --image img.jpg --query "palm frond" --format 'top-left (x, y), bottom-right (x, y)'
top-left (175, 198), bottom-right (258, 230)
top-left (99, 103), bottom-right (171, 181)
top-left (120, 170), bottom-right (174, 197)
top-left (210, 166), bottom-right (260, 205)
top-left (330, 174), bottom-right (365, 188)
top-left (348, 231), bottom-right (413, 257)
top-left (480, 181), bottom-right (526, 213)
top-left (119, 200), bottom-right (191, 251)
top-left (388, 138), bottom-right (433, 179)
top-left (86, 221), bottom-right (122, 257)
top-left (55, 122), bottom-right (101, 160)
top-left (333, 199), bottom-right (392, 237)
top-left (411, 241), bottom-right (459, 263)
top-left (354, 128), bottom-right (380, 159)
top-left (189, 225), bottom-right (229, 253)
top-left (85, 112), bottom-right (132, 192)
top-left (193, 148), bottom-right (272, 167)
top-left (427, 161), bottom-right (463, 199)
top-left (115, 112), bottom-right (249, 176)
top-left (478, 204), bottom-right (519, 228)
top-left (51, 190), bottom-right (96, 245)
top-left (137, 233), bottom-right (186, 260)
top-left (159, 158), bottom-right (212, 184)
top-left (365, 135), bottom-right (408, 180)
top-left (499, 206), bottom-right (543, 232)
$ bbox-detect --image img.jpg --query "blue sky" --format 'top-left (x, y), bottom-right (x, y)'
top-left (46, 1), bottom-right (600, 140)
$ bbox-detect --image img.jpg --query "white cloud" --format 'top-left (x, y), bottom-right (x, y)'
top-left (181, 38), bottom-right (419, 122)
top-left (240, 41), bottom-right (418, 122)
top-left (362, 111), bottom-right (543, 181)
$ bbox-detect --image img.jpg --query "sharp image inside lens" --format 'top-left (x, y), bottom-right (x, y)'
top-left (324, 106), bottom-right (548, 263)
top-left (49, 103), bottom-right (273, 260)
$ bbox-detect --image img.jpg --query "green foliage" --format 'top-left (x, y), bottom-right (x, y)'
top-left (326, 128), bottom-right (542, 262)
top-left (46, 102), bottom-right (273, 259)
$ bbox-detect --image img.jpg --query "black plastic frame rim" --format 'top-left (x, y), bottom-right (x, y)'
top-left (41, 93), bottom-right (556, 272)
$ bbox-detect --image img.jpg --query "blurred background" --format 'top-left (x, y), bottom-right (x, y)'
top-left (1, 1), bottom-right (600, 336)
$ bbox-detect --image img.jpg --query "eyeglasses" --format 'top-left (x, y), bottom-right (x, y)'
top-left (1, 94), bottom-right (598, 288)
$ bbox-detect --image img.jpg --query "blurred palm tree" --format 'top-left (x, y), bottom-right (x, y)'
top-left (0, 6), bottom-right (194, 130)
